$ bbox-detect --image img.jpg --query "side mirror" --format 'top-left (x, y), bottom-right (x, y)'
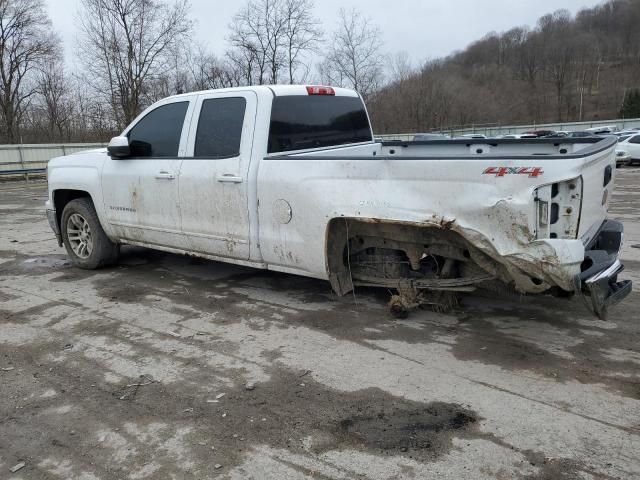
top-left (107, 136), bottom-right (130, 159)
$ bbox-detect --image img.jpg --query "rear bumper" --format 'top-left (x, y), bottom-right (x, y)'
top-left (577, 219), bottom-right (632, 319)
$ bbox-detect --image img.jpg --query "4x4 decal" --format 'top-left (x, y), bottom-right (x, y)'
top-left (483, 166), bottom-right (543, 178)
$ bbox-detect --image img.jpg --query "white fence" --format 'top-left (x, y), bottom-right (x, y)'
top-left (377, 117), bottom-right (640, 141)
top-left (0, 143), bottom-right (105, 176)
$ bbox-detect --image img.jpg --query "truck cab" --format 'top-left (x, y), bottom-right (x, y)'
top-left (47, 85), bottom-right (371, 266)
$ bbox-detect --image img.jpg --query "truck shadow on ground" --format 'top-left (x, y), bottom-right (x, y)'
top-left (81, 246), bottom-right (640, 400)
top-left (5, 243), bottom-right (639, 402)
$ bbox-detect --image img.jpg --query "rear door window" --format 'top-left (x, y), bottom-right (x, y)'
top-left (127, 102), bottom-right (189, 157)
top-left (194, 97), bottom-right (247, 158)
top-left (268, 95), bottom-right (372, 153)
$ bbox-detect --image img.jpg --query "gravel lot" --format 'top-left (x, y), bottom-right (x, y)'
top-left (1, 171), bottom-right (639, 480)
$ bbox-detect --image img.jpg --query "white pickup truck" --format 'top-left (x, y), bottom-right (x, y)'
top-left (45, 85), bottom-right (631, 318)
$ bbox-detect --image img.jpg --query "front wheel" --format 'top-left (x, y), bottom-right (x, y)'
top-left (61, 198), bottom-right (119, 269)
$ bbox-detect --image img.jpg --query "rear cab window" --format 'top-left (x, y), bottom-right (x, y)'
top-left (268, 94), bottom-right (372, 154)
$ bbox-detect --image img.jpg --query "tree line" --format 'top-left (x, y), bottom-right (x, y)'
top-left (1, 0), bottom-right (639, 144)
top-left (0, 0), bottom-right (387, 143)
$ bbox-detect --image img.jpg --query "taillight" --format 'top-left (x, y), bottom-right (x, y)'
top-left (306, 85), bottom-right (335, 96)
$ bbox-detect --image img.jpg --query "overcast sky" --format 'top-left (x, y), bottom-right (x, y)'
top-left (47, 0), bottom-right (603, 70)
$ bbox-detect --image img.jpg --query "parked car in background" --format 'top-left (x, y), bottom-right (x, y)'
top-left (460, 133), bottom-right (487, 139)
top-left (617, 133), bottom-right (640, 165)
top-left (615, 149), bottom-right (631, 167)
top-left (586, 125), bottom-right (619, 134)
top-left (499, 134), bottom-right (538, 139)
top-left (567, 131), bottom-right (596, 138)
top-left (525, 129), bottom-right (556, 137)
top-left (615, 130), bottom-right (639, 137)
top-left (413, 133), bottom-right (451, 141)
top-left (543, 131), bottom-right (570, 138)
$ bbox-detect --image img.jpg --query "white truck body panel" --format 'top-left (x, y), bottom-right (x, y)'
top-left (257, 144), bottom-right (609, 291)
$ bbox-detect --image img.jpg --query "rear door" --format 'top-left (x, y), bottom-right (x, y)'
top-left (258, 90), bottom-right (373, 273)
top-left (101, 97), bottom-right (195, 248)
top-left (179, 91), bottom-right (257, 259)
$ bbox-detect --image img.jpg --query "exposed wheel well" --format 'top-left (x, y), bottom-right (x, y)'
top-left (53, 190), bottom-right (92, 229)
top-left (325, 217), bottom-right (511, 296)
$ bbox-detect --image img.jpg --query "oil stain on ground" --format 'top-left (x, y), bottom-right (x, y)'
top-left (336, 402), bottom-right (477, 457)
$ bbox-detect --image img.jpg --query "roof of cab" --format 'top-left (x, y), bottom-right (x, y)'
top-left (166, 84), bottom-right (360, 100)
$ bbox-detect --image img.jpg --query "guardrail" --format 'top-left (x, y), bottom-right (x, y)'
top-left (0, 143), bottom-right (106, 180)
top-left (1, 119), bottom-right (638, 178)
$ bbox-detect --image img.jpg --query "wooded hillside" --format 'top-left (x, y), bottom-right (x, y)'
top-left (368, 0), bottom-right (640, 134)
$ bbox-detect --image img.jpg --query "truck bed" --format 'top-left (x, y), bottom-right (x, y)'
top-left (258, 135), bottom-right (628, 317)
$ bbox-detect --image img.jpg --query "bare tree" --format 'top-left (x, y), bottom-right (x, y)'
top-left (77, 0), bottom-right (192, 128)
top-left (539, 10), bottom-right (577, 121)
top-left (264, 0), bottom-right (287, 84)
top-left (72, 73), bottom-right (118, 141)
top-left (184, 45), bottom-right (243, 90)
top-left (0, 0), bottom-right (59, 142)
top-left (226, 47), bottom-right (258, 86)
top-left (228, 0), bottom-right (277, 85)
top-left (282, 0), bottom-right (322, 83)
top-left (229, 0), bottom-right (321, 85)
top-left (38, 61), bottom-right (74, 140)
top-left (388, 51), bottom-right (413, 84)
top-left (322, 8), bottom-right (384, 98)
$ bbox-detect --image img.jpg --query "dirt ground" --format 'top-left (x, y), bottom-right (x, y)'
top-left (1, 170), bottom-right (639, 480)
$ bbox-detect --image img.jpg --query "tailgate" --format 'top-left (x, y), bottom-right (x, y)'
top-left (577, 146), bottom-right (616, 244)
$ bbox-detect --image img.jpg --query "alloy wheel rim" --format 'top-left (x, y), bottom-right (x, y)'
top-left (67, 213), bottom-right (93, 259)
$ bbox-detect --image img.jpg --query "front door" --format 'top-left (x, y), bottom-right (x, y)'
top-left (101, 97), bottom-right (195, 249)
top-left (179, 91), bottom-right (257, 259)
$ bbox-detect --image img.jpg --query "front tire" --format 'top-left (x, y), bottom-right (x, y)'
top-left (61, 198), bottom-right (119, 269)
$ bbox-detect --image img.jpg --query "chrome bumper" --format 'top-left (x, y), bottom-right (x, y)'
top-left (47, 208), bottom-right (62, 246)
top-left (577, 220), bottom-right (631, 319)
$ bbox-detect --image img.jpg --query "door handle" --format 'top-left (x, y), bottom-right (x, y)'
top-left (217, 174), bottom-right (243, 183)
top-left (155, 171), bottom-right (175, 180)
